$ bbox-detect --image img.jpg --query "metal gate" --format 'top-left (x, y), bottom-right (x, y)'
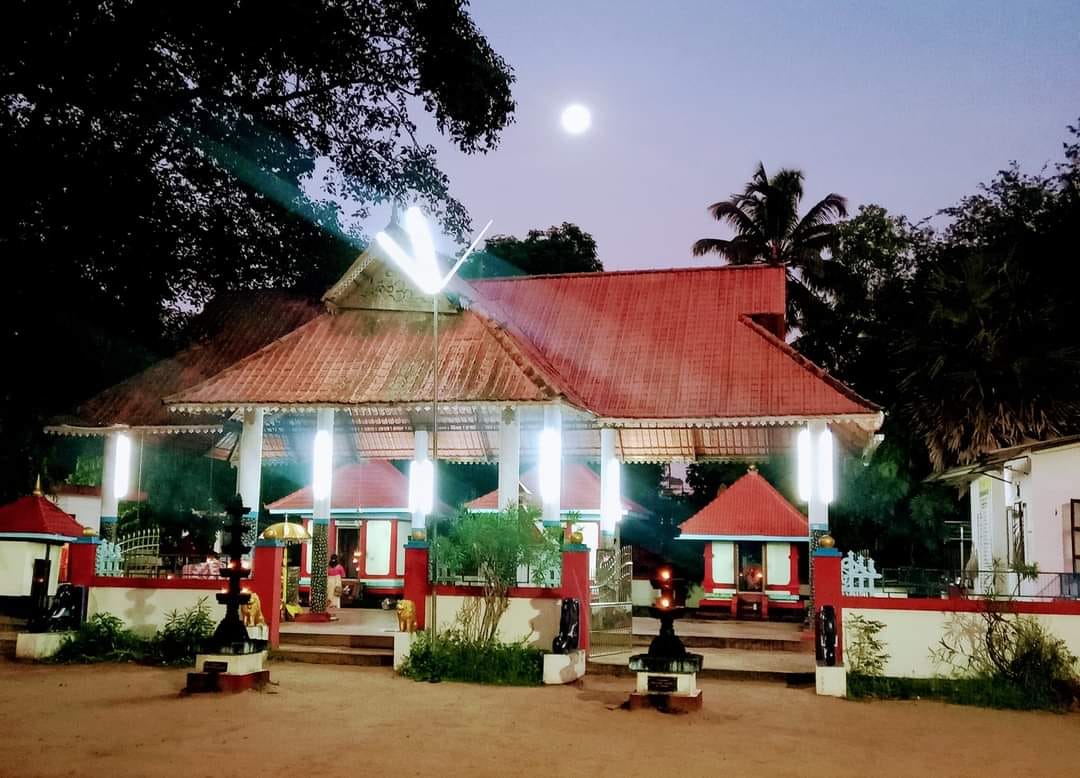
top-left (589, 544), bottom-right (633, 657)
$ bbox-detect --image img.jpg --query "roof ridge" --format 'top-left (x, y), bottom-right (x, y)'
top-left (737, 315), bottom-right (882, 415)
top-left (470, 264), bottom-right (785, 284)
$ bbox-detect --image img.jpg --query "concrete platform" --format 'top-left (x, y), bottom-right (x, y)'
top-left (271, 644), bottom-right (394, 667)
top-left (630, 617), bottom-right (810, 652)
top-left (588, 647), bottom-right (814, 684)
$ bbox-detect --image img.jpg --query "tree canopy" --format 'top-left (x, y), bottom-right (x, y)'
top-left (465, 222), bottom-right (602, 278)
top-left (0, 0), bottom-right (515, 500)
top-left (692, 163), bottom-right (847, 328)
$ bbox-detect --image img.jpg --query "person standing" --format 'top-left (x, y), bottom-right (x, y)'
top-left (327, 554), bottom-right (347, 609)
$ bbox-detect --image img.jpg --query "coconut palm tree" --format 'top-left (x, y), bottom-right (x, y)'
top-left (692, 163), bottom-right (847, 327)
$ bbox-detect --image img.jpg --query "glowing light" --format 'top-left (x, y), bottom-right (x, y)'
top-left (113, 433), bottom-right (131, 499)
top-left (409, 459), bottom-right (435, 515)
top-left (560, 103), bottom-right (591, 135)
top-left (659, 567), bottom-right (671, 582)
top-left (817, 428), bottom-right (834, 504)
top-left (313, 429), bottom-right (332, 501)
top-left (797, 428), bottom-right (812, 502)
top-left (658, 596), bottom-right (671, 609)
top-left (538, 427), bottom-right (562, 506)
top-left (375, 206), bottom-right (491, 295)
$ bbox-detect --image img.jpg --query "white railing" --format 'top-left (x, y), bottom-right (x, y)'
top-left (95, 527), bottom-right (162, 577)
top-left (841, 551), bottom-right (882, 596)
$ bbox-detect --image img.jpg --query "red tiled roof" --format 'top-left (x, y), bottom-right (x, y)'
top-left (0, 495), bottom-right (87, 538)
top-left (167, 308), bottom-right (563, 408)
top-left (472, 266), bottom-right (878, 420)
top-left (466, 463), bottom-right (648, 514)
top-left (267, 460), bottom-right (449, 513)
top-left (56, 291), bottom-right (322, 429)
top-left (678, 470), bottom-right (808, 539)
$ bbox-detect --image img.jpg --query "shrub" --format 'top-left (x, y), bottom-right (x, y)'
top-left (51, 613), bottom-right (145, 664)
top-left (847, 674), bottom-right (1072, 711)
top-left (400, 630), bottom-right (543, 686)
top-left (845, 613), bottom-right (889, 676)
top-left (147, 598), bottom-right (215, 666)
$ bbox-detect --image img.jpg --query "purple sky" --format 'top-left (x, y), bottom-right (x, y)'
top-left (416, 1), bottom-right (1080, 271)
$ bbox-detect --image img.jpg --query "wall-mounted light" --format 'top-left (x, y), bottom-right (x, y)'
top-left (312, 429), bottom-right (332, 501)
top-left (538, 427), bottom-right (562, 506)
top-left (409, 459), bottom-right (434, 516)
top-left (114, 433), bottom-right (132, 499)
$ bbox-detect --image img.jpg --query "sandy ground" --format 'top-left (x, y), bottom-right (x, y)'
top-left (0, 660), bottom-right (1078, 778)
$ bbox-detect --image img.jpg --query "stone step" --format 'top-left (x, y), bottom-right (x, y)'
top-left (270, 644), bottom-right (393, 667)
top-left (0, 635), bottom-right (17, 660)
top-left (278, 631), bottom-right (393, 650)
top-left (587, 648), bottom-right (816, 686)
top-left (630, 634), bottom-right (813, 653)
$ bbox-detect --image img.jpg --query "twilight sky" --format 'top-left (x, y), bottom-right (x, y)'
top-left (413, 0), bottom-right (1080, 271)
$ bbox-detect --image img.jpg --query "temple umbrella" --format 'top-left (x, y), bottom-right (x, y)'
top-left (260, 520), bottom-right (310, 617)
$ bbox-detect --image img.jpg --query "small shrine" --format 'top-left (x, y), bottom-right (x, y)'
top-left (678, 468), bottom-right (808, 619)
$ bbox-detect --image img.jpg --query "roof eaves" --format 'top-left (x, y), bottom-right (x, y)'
top-left (738, 315), bottom-right (882, 417)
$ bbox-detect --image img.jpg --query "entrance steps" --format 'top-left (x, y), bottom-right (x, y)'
top-left (272, 628), bottom-right (393, 667)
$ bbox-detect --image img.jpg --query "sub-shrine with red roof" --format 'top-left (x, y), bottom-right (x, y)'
top-left (679, 467), bottom-right (808, 619)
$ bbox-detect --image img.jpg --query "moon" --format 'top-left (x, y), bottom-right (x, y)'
top-left (560, 104), bottom-right (592, 135)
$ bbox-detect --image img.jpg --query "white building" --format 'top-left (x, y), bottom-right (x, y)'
top-left (938, 435), bottom-right (1080, 596)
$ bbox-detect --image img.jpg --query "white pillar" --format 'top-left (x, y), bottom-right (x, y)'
top-left (807, 419), bottom-right (829, 531)
top-left (411, 429), bottom-right (431, 531)
top-left (540, 405), bottom-right (562, 525)
top-left (99, 430), bottom-right (130, 539)
top-left (236, 408), bottom-right (265, 558)
top-left (237, 409), bottom-right (264, 514)
top-left (312, 408), bottom-right (335, 523)
top-left (600, 427), bottom-right (621, 542)
top-left (498, 407), bottom-right (520, 510)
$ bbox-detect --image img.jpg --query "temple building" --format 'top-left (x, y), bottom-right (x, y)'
top-left (44, 226), bottom-right (883, 618)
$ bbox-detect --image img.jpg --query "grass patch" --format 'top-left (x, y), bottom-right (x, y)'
top-left (399, 631), bottom-right (543, 686)
top-left (847, 673), bottom-right (1074, 711)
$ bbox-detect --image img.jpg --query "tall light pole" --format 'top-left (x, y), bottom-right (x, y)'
top-left (376, 207), bottom-right (490, 636)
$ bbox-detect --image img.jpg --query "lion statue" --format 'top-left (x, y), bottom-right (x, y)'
top-left (396, 599), bottom-right (417, 633)
top-left (241, 591), bottom-right (266, 627)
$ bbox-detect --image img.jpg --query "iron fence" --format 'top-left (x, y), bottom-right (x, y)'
top-left (875, 567), bottom-right (1080, 601)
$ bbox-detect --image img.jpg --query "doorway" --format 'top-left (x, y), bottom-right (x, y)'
top-left (336, 526), bottom-right (360, 578)
top-left (737, 542), bottom-right (764, 592)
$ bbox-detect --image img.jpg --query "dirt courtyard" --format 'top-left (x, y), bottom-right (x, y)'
top-left (0, 660), bottom-right (1078, 777)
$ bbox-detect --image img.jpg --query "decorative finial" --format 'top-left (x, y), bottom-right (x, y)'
top-left (33, 474), bottom-right (42, 496)
top-left (747, 463), bottom-right (758, 473)
top-left (819, 533), bottom-right (836, 549)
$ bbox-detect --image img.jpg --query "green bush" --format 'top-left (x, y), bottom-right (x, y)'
top-left (50, 601), bottom-right (216, 667)
top-left (847, 673), bottom-right (1073, 711)
top-left (50, 613), bottom-right (145, 664)
top-left (400, 630), bottom-right (543, 686)
top-left (146, 597), bottom-right (215, 666)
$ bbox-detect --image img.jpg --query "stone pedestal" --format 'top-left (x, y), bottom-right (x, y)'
top-left (393, 631), bottom-right (420, 670)
top-left (186, 643), bottom-right (269, 694)
top-left (626, 653), bottom-right (704, 712)
top-left (543, 649), bottom-right (586, 684)
top-left (15, 631), bottom-right (73, 660)
top-left (815, 665), bottom-right (847, 698)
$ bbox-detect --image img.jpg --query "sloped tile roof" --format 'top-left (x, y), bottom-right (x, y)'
top-left (56, 291), bottom-right (322, 429)
top-left (466, 462), bottom-right (648, 515)
top-left (472, 266), bottom-right (878, 420)
top-left (678, 470), bottom-right (808, 539)
top-left (0, 495), bottom-right (87, 539)
top-left (167, 307), bottom-right (562, 408)
top-left (267, 460), bottom-right (424, 512)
